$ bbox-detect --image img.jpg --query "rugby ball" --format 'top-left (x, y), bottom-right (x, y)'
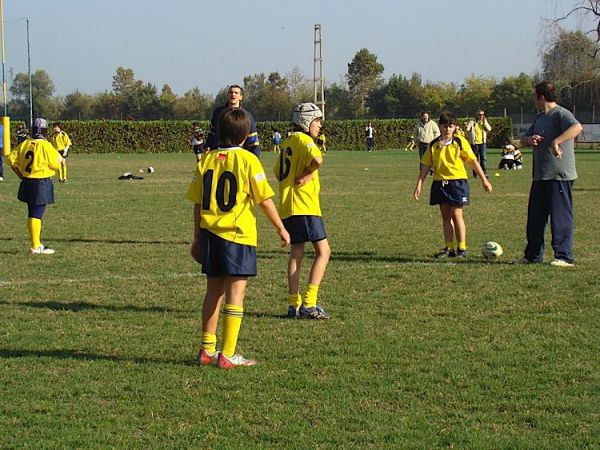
top-left (481, 241), bottom-right (503, 259)
top-left (147, 166), bottom-right (155, 173)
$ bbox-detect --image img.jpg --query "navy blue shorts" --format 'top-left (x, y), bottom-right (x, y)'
top-left (430, 180), bottom-right (470, 206)
top-left (192, 144), bottom-right (203, 155)
top-left (18, 178), bottom-right (55, 206)
top-left (283, 215), bottom-right (327, 244)
top-left (199, 229), bottom-right (257, 278)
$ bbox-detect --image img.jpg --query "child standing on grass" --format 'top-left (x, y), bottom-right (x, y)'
top-left (8, 118), bottom-right (63, 254)
top-left (50, 122), bottom-right (72, 183)
top-left (274, 102), bottom-right (332, 319)
top-left (414, 111), bottom-right (492, 258)
top-left (191, 121), bottom-right (204, 162)
top-left (186, 108), bottom-right (290, 368)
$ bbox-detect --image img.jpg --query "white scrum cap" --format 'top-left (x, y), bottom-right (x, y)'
top-left (292, 102), bottom-right (323, 132)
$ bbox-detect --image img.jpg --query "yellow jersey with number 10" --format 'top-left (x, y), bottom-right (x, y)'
top-left (273, 132), bottom-right (322, 219)
top-left (186, 147), bottom-right (274, 247)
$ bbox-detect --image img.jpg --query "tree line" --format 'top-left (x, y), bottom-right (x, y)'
top-left (8, 27), bottom-right (600, 123)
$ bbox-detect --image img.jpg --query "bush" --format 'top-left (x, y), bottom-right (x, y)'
top-left (8, 117), bottom-right (512, 153)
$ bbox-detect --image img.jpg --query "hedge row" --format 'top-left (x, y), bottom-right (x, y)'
top-left (9, 117), bottom-right (512, 153)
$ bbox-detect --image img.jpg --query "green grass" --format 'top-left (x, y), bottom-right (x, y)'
top-left (1, 149), bottom-right (599, 448)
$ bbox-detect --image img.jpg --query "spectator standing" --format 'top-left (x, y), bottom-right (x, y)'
top-left (273, 130), bottom-right (282, 153)
top-left (413, 111), bottom-right (441, 164)
top-left (365, 122), bottom-right (375, 152)
top-left (466, 110), bottom-right (492, 177)
top-left (518, 81), bottom-right (582, 267)
top-left (205, 84), bottom-right (260, 157)
top-left (16, 123), bottom-right (29, 144)
top-left (191, 122), bottom-right (204, 162)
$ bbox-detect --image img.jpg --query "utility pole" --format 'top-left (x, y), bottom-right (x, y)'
top-left (313, 24), bottom-right (325, 119)
top-left (1, 0), bottom-right (10, 156)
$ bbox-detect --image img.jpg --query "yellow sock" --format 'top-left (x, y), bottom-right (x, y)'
top-left (222, 304), bottom-right (244, 358)
top-left (63, 164), bottom-right (68, 180)
top-left (201, 332), bottom-right (217, 354)
top-left (303, 284), bottom-right (319, 309)
top-left (28, 218), bottom-right (42, 249)
top-left (58, 166), bottom-right (63, 180)
top-left (445, 241), bottom-right (454, 250)
top-left (458, 241), bottom-right (467, 250)
top-left (288, 293), bottom-right (301, 309)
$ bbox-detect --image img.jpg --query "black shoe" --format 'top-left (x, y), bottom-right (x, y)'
top-left (456, 249), bottom-right (467, 258)
top-left (434, 248), bottom-right (456, 258)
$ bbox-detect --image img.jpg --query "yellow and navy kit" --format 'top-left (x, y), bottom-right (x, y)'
top-left (186, 146), bottom-right (274, 246)
top-left (273, 132), bottom-right (322, 219)
top-left (50, 131), bottom-right (72, 151)
top-left (421, 135), bottom-right (476, 181)
top-left (8, 138), bottom-right (62, 179)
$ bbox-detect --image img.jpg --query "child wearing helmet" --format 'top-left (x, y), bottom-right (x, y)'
top-left (274, 102), bottom-right (332, 319)
top-left (8, 118), bottom-right (63, 254)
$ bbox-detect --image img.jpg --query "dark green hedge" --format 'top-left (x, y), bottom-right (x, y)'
top-left (8, 117), bottom-right (512, 153)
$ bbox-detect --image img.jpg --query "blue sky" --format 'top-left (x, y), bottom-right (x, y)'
top-left (3, 0), bottom-right (589, 97)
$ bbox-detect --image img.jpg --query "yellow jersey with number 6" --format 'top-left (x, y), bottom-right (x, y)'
top-left (273, 132), bottom-right (322, 219)
top-left (186, 147), bottom-right (274, 246)
top-left (8, 138), bottom-right (62, 179)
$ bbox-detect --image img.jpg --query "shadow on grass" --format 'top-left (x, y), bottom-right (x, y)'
top-left (0, 300), bottom-right (180, 313)
top-left (244, 310), bottom-right (289, 320)
top-left (259, 249), bottom-right (518, 265)
top-left (0, 237), bottom-right (189, 245)
top-left (0, 348), bottom-right (196, 367)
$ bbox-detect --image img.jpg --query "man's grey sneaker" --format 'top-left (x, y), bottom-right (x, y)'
top-left (299, 305), bottom-right (330, 320)
top-left (514, 257), bottom-right (536, 264)
top-left (550, 259), bottom-right (574, 268)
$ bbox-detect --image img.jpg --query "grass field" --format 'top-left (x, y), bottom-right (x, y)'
top-left (1, 149), bottom-right (599, 448)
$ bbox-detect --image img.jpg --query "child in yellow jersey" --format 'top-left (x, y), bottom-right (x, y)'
top-left (414, 111), bottom-right (492, 258)
top-left (8, 118), bottom-right (63, 254)
top-left (50, 122), bottom-right (72, 182)
top-left (274, 103), bottom-right (332, 319)
top-left (186, 108), bottom-right (290, 369)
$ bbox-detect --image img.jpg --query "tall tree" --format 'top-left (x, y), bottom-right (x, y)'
top-left (456, 75), bottom-right (496, 116)
top-left (489, 73), bottom-right (534, 114)
top-left (346, 48), bottom-right (384, 117)
top-left (541, 30), bottom-right (599, 83)
top-left (9, 69), bottom-right (55, 119)
top-left (63, 90), bottom-right (95, 120)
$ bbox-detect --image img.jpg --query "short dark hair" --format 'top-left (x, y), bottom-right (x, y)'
top-left (53, 122), bottom-right (64, 130)
top-left (535, 81), bottom-right (558, 102)
top-left (218, 108), bottom-right (250, 147)
top-left (228, 84), bottom-right (243, 94)
top-left (438, 111), bottom-right (457, 126)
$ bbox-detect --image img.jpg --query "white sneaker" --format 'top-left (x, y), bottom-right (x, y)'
top-left (550, 259), bottom-right (574, 268)
top-left (217, 352), bottom-right (256, 368)
top-left (0, 176), bottom-right (4, 182)
top-left (31, 245), bottom-right (55, 255)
